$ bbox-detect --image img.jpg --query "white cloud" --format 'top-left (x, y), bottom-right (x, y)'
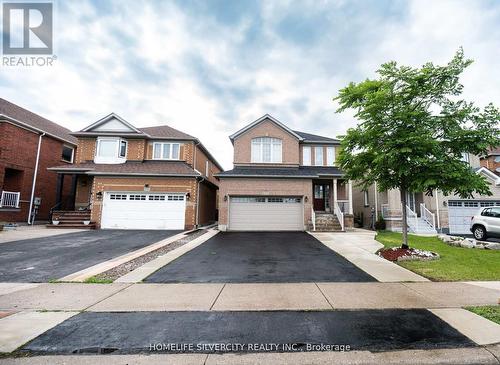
top-left (0, 0), bottom-right (498, 169)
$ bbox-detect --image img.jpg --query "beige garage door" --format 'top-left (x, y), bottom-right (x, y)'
top-left (229, 196), bottom-right (304, 231)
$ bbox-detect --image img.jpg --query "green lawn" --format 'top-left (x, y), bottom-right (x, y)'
top-left (466, 306), bottom-right (500, 324)
top-left (375, 231), bottom-right (500, 281)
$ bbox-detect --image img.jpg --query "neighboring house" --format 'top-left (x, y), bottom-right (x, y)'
top-left (353, 153), bottom-right (500, 235)
top-left (215, 114), bottom-right (353, 232)
top-left (480, 147), bottom-right (500, 176)
top-left (0, 98), bottom-right (77, 223)
top-left (48, 113), bottom-right (222, 230)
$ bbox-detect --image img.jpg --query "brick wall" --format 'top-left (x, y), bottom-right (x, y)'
top-left (481, 155), bottom-right (500, 174)
top-left (233, 119), bottom-right (300, 166)
top-left (194, 145), bottom-right (221, 186)
top-left (0, 121), bottom-right (74, 222)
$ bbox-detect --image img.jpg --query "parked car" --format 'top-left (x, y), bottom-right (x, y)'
top-left (470, 207), bottom-right (500, 240)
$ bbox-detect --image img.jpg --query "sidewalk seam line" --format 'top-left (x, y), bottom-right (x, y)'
top-left (401, 282), bottom-right (443, 307)
top-left (483, 346), bottom-right (500, 364)
top-left (315, 283), bottom-right (334, 310)
top-left (210, 283), bottom-right (226, 311)
top-left (203, 353), bottom-right (210, 365)
top-left (82, 283), bottom-right (134, 312)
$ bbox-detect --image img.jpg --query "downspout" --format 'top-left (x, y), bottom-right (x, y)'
top-left (28, 132), bottom-right (45, 224)
top-left (374, 181), bottom-right (378, 221)
top-left (195, 176), bottom-right (205, 228)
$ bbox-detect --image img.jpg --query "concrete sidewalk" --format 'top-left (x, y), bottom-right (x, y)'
top-left (309, 230), bottom-right (429, 282)
top-left (0, 282), bottom-right (498, 312)
top-left (0, 226), bottom-right (85, 244)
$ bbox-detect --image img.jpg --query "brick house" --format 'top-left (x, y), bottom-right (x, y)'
top-left (48, 113), bottom-right (222, 230)
top-left (216, 114), bottom-right (353, 231)
top-left (353, 154), bottom-right (500, 235)
top-left (480, 147), bottom-right (500, 175)
top-left (0, 98), bottom-right (77, 223)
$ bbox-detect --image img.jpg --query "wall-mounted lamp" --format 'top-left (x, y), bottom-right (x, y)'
top-left (96, 191), bottom-right (103, 200)
top-left (304, 196), bottom-right (308, 203)
top-left (144, 184), bottom-right (150, 192)
top-left (186, 192), bottom-right (191, 200)
top-left (223, 195), bottom-right (228, 202)
top-left (443, 201), bottom-right (447, 207)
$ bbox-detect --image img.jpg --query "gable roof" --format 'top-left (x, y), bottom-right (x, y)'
top-left (476, 166), bottom-right (500, 186)
top-left (229, 114), bottom-right (304, 143)
top-left (293, 130), bottom-right (340, 144)
top-left (0, 98), bottom-right (77, 145)
top-left (81, 113), bottom-right (145, 134)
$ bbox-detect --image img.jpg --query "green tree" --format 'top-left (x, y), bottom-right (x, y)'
top-left (335, 49), bottom-right (500, 248)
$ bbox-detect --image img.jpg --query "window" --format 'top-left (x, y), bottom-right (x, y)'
top-left (495, 156), bottom-right (500, 163)
top-left (461, 153), bottom-right (470, 164)
top-left (251, 138), bottom-right (282, 163)
top-left (314, 146), bottom-right (323, 166)
top-left (148, 195), bottom-right (166, 201)
top-left (129, 194), bottom-right (146, 200)
top-left (327, 147), bottom-right (335, 166)
top-left (61, 145), bottom-right (74, 163)
top-left (482, 207), bottom-right (500, 217)
top-left (167, 195), bottom-right (184, 201)
top-left (153, 143), bottom-right (180, 160)
top-left (119, 140), bottom-right (127, 158)
top-left (302, 146), bottom-right (311, 166)
top-left (363, 190), bottom-right (369, 207)
top-left (96, 138), bottom-right (127, 160)
top-left (109, 194), bottom-right (127, 200)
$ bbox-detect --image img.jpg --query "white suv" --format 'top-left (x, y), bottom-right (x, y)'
top-left (470, 207), bottom-right (500, 240)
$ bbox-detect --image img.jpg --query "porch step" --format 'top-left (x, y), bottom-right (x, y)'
top-left (46, 222), bottom-right (96, 229)
top-left (408, 218), bottom-right (437, 234)
top-left (49, 210), bottom-right (95, 229)
top-left (311, 213), bottom-right (343, 232)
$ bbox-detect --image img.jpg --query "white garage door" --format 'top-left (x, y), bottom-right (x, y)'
top-left (101, 192), bottom-right (186, 230)
top-left (448, 200), bottom-right (500, 234)
top-left (229, 196), bottom-right (303, 231)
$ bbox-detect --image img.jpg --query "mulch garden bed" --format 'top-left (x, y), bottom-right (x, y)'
top-left (94, 229), bottom-right (208, 282)
top-left (378, 247), bottom-right (439, 262)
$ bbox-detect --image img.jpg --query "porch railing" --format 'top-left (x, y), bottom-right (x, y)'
top-left (0, 191), bottom-right (20, 208)
top-left (337, 200), bottom-right (349, 213)
top-left (420, 203), bottom-right (436, 230)
top-left (406, 205), bottom-right (418, 232)
top-left (311, 207), bottom-right (316, 231)
top-left (335, 202), bottom-right (345, 231)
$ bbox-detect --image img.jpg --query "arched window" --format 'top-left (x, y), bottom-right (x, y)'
top-left (251, 137), bottom-right (282, 163)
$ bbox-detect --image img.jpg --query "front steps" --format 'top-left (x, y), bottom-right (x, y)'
top-left (408, 217), bottom-right (437, 234)
top-left (310, 212), bottom-right (343, 232)
top-left (47, 210), bottom-right (96, 229)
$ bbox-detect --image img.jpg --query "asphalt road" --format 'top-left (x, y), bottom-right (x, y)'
top-left (0, 230), bottom-right (180, 282)
top-left (145, 232), bottom-right (376, 283)
top-left (21, 309), bottom-right (474, 354)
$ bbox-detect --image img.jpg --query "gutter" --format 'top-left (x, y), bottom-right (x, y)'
top-left (28, 132), bottom-right (45, 224)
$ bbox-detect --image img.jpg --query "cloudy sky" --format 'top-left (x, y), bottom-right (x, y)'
top-left (1, 0), bottom-right (499, 169)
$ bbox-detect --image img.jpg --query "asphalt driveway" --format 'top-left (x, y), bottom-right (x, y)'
top-left (0, 230), bottom-right (180, 283)
top-left (145, 232), bottom-right (376, 283)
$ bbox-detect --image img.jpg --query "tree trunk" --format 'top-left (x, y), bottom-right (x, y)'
top-left (400, 188), bottom-right (409, 249)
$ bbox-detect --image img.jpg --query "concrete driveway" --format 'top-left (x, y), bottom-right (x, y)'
top-left (145, 232), bottom-right (376, 283)
top-left (0, 230), bottom-right (181, 283)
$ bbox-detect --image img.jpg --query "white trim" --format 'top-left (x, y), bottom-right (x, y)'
top-left (476, 167), bottom-right (500, 185)
top-left (302, 146), bottom-right (311, 166)
top-left (28, 133), bottom-right (44, 224)
top-left (229, 114), bottom-right (304, 141)
top-left (314, 146), bottom-right (323, 166)
top-left (152, 142), bottom-right (181, 160)
top-left (251, 137), bottom-right (282, 163)
top-left (82, 113), bottom-right (145, 134)
top-left (94, 137), bottom-right (127, 164)
top-left (327, 146), bottom-right (335, 166)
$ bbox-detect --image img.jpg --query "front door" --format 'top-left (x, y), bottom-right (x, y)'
top-left (314, 184), bottom-right (326, 211)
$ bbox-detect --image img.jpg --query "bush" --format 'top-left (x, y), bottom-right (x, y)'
top-left (375, 216), bottom-right (386, 230)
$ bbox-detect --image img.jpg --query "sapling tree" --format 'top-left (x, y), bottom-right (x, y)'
top-left (334, 49), bottom-right (499, 248)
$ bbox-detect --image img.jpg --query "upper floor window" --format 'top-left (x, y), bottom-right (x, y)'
top-left (61, 145), bottom-right (74, 163)
top-left (153, 142), bottom-right (180, 160)
top-left (315, 146), bottom-right (323, 166)
top-left (461, 152), bottom-right (470, 164)
top-left (95, 138), bottom-right (127, 163)
top-left (327, 147), bottom-right (335, 166)
top-left (302, 146), bottom-right (311, 166)
top-left (251, 137), bottom-right (282, 163)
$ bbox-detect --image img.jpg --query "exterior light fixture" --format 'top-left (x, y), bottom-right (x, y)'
top-left (96, 191), bottom-right (103, 200)
top-left (224, 195), bottom-right (228, 202)
top-left (304, 196), bottom-right (308, 203)
top-left (186, 192), bottom-right (190, 200)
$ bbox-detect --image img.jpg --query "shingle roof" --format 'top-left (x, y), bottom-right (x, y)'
top-left (486, 147), bottom-right (500, 156)
top-left (138, 125), bottom-right (196, 140)
top-left (0, 98), bottom-right (77, 145)
top-left (48, 160), bottom-right (200, 177)
top-left (216, 166), bottom-right (343, 178)
top-left (293, 130), bottom-right (340, 143)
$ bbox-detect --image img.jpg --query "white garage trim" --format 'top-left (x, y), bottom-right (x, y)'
top-left (448, 200), bottom-right (500, 235)
top-left (101, 191), bottom-right (186, 230)
top-left (228, 195), bottom-right (304, 231)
